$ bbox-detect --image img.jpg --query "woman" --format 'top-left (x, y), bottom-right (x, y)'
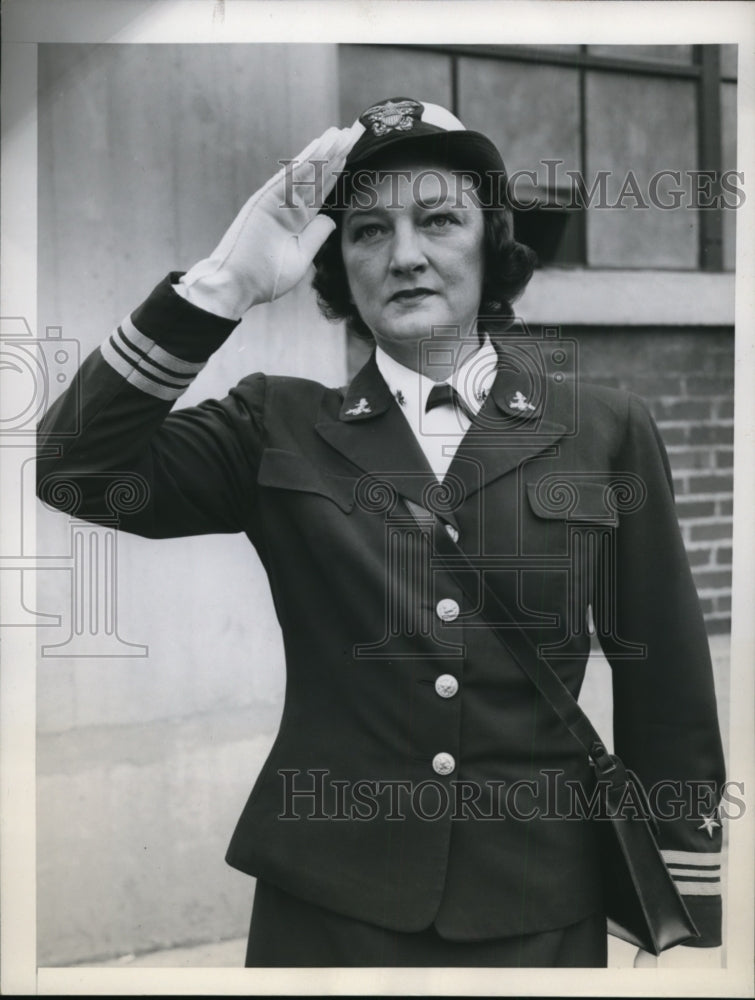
top-left (37, 97), bottom-right (724, 967)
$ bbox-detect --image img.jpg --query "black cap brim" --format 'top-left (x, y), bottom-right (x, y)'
top-left (325, 127), bottom-right (507, 212)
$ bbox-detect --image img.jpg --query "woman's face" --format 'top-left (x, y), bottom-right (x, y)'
top-left (341, 162), bottom-right (485, 363)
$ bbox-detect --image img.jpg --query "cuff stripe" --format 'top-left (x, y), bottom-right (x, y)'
top-left (673, 873), bottom-right (720, 882)
top-left (101, 339), bottom-right (186, 402)
top-left (117, 326), bottom-right (194, 380)
top-left (100, 316), bottom-right (208, 401)
top-left (667, 865), bottom-right (720, 874)
top-left (109, 335), bottom-right (189, 389)
top-left (121, 315), bottom-right (206, 375)
top-left (675, 881), bottom-right (722, 896)
top-left (661, 849), bottom-right (722, 897)
top-left (661, 850), bottom-right (721, 867)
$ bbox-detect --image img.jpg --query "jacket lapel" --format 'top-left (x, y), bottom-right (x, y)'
top-left (444, 366), bottom-right (569, 501)
top-left (316, 349), bottom-right (569, 514)
top-left (315, 353), bottom-right (444, 515)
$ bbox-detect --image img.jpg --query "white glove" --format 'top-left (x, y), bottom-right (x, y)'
top-left (176, 123), bottom-right (362, 319)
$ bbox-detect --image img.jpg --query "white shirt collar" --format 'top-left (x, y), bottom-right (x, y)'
top-left (375, 333), bottom-right (498, 417)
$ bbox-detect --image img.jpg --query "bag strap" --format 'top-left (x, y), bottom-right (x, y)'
top-left (404, 498), bottom-right (618, 778)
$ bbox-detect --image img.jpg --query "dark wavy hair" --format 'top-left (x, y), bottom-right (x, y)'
top-left (312, 149), bottom-right (538, 340)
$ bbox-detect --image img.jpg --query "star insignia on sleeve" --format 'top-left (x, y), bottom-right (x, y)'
top-left (697, 813), bottom-right (721, 838)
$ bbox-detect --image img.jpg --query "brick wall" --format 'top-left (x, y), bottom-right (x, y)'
top-left (569, 327), bottom-right (734, 634)
top-left (347, 325), bottom-right (734, 634)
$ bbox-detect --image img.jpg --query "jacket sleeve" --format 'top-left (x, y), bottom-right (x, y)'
top-left (36, 273), bottom-right (266, 538)
top-left (599, 391), bottom-right (726, 946)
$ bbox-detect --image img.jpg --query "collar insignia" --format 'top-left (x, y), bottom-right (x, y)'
top-left (509, 390), bottom-right (536, 413)
top-left (475, 388), bottom-right (488, 404)
top-left (394, 389), bottom-right (406, 407)
top-left (360, 98), bottom-right (424, 138)
top-left (697, 813), bottom-right (721, 838)
top-left (345, 397), bottom-right (372, 416)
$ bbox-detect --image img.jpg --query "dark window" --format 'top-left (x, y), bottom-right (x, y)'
top-left (338, 44), bottom-right (736, 272)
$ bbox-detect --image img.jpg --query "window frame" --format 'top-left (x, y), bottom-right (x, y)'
top-left (392, 43), bottom-right (735, 272)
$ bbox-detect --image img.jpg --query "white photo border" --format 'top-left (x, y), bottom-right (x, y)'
top-left (1, 1), bottom-right (753, 996)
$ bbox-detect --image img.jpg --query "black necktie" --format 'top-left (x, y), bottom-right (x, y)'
top-left (425, 382), bottom-right (475, 423)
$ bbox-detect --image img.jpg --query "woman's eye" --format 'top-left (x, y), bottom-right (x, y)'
top-left (425, 214), bottom-right (455, 229)
top-left (354, 223), bottom-right (383, 241)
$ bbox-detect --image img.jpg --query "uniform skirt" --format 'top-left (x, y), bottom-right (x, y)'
top-left (245, 879), bottom-right (608, 968)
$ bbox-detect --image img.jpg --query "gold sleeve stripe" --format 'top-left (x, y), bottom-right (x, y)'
top-left (675, 881), bottom-right (722, 896)
top-left (100, 317), bottom-right (207, 401)
top-left (120, 315), bottom-right (205, 375)
top-left (661, 850), bottom-right (721, 867)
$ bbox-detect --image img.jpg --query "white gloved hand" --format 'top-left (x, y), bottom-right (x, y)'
top-left (176, 123), bottom-right (362, 319)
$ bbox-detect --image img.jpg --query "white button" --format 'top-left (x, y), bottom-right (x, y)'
top-left (432, 752), bottom-right (456, 776)
top-left (435, 674), bottom-right (459, 698)
top-left (445, 523), bottom-right (459, 543)
top-left (436, 598), bottom-right (460, 622)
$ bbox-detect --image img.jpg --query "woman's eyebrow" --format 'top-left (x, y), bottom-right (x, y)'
top-left (343, 205), bottom-right (390, 223)
top-left (411, 185), bottom-right (474, 210)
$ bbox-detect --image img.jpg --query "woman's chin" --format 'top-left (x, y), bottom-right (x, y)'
top-left (374, 316), bottom-right (451, 346)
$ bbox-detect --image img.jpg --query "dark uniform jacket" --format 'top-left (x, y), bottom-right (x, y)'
top-left (36, 274), bottom-right (726, 945)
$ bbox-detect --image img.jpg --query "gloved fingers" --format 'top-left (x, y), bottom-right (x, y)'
top-left (296, 214), bottom-right (338, 261)
top-left (289, 125), bottom-right (345, 165)
top-left (280, 126), bottom-right (354, 189)
top-left (317, 121), bottom-right (365, 203)
top-left (235, 123), bottom-right (360, 224)
top-left (231, 126), bottom-right (343, 218)
top-left (280, 125), bottom-right (359, 209)
top-left (270, 215), bottom-right (337, 300)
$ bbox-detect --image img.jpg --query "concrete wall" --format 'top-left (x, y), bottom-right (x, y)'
top-left (36, 43), bottom-right (343, 966)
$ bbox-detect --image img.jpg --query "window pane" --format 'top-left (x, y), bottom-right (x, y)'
top-left (585, 73), bottom-right (698, 268)
top-left (457, 58), bottom-right (581, 181)
top-left (720, 44), bottom-right (738, 79)
top-left (721, 82), bottom-right (738, 271)
top-left (338, 46), bottom-right (452, 124)
top-left (588, 45), bottom-right (694, 65)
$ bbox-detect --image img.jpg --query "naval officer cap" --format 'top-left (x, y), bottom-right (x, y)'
top-left (327, 97), bottom-right (509, 208)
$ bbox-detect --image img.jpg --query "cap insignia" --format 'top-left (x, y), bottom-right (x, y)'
top-left (360, 99), bottom-right (424, 138)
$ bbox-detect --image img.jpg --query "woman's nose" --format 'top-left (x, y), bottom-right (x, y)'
top-left (389, 222), bottom-right (427, 274)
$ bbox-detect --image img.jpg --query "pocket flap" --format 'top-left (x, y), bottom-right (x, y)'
top-left (526, 477), bottom-right (620, 525)
top-left (257, 449), bottom-right (355, 513)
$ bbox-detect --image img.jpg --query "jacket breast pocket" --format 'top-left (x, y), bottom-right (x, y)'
top-left (257, 448), bottom-right (356, 514)
top-left (525, 476), bottom-right (632, 527)
top-left (522, 477), bottom-right (623, 640)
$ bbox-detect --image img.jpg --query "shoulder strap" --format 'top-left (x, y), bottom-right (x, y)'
top-left (404, 499), bottom-right (618, 777)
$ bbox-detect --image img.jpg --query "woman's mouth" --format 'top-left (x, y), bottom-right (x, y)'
top-left (390, 288), bottom-right (436, 304)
